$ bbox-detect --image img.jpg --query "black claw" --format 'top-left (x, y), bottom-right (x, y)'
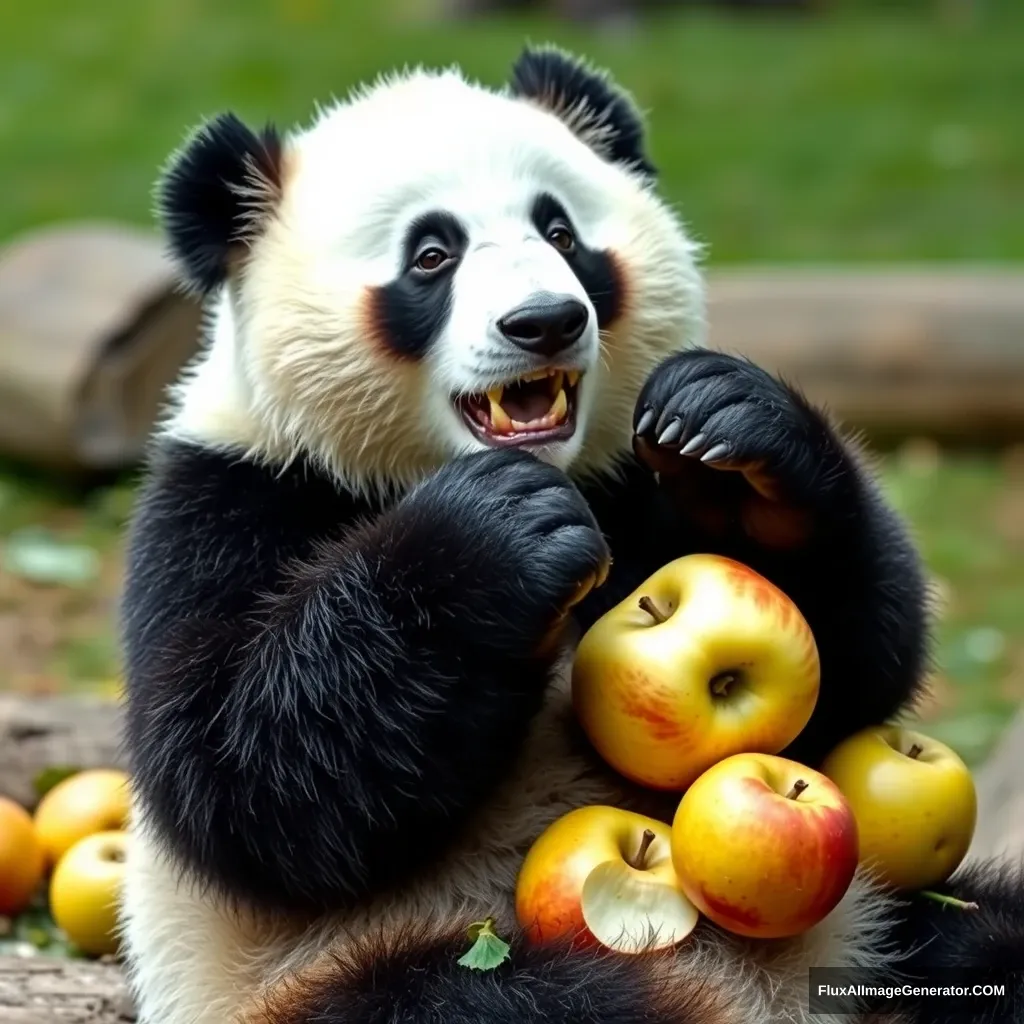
top-left (635, 408), bottom-right (655, 435)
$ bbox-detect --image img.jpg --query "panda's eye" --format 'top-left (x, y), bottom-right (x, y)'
top-left (547, 222), bottom-right (576, 253)
top-left (414, 247), bottom-right (449, 273)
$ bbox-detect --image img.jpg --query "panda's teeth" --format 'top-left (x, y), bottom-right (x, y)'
top-left (522, 369), bottom-right (553, 382)
top-left (549, 387), bottom-right (568, 424)
top-left (489, 397), bottom-right (513, 433)
top-left (486, 386), bottom-right (505, 404)
top-left (566, 370), bottom-right (580, 387)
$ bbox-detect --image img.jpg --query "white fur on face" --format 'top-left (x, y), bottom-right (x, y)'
top-left (422, 204), bottom-right (601, 474)
top-left (166, 65), bottom-right (705, 496)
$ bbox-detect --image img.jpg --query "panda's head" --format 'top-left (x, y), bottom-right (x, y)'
top-left (160, 46), bottom-right (704, 495)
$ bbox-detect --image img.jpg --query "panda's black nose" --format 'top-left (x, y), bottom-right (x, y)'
top-left (498, 294), bottom-right (589, 357)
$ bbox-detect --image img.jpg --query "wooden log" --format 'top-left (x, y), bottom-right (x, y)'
top-left (0, 697), bottom-right (125, 811)
top-left (705, 267), bottom-right (1024, 444)
top-left (0, 222), bottom-right (203, 475)
top-left (0, 957), bottom-right (132, 1024)
top-left (970, 706), bottom-right (1024, 863)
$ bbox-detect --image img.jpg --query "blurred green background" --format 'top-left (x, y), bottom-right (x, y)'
top-left (0, 0), bottom-right (1021, 765)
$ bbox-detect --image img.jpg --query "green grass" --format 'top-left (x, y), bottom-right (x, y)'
top-left (0, 1), bottom-right (1022, 765)
top-left (1, 0), bottom-right (1022, 261)
top-left (881, 448), bottom-right (1024, 765)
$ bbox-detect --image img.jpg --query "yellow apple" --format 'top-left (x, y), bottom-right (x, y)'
top-left (0, 797), bottom-right (45, 916)
top-left (49, 830), bottom-right (129, 957)
top-left (572, 554), bottom-right (820, 790)
top-left (515, 806), bottom-right (699, 953)
top-left (672, 753), bottom-right (859, 939)
top-left (34, 769), bottom-right (131, 868)
top-left (820, 725), bottom-right (977, 890)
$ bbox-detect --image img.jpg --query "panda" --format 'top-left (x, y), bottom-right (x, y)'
top-left (118, 44), bottom-right (1024, 1024)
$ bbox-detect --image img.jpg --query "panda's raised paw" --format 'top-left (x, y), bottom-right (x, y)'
top-left (632, 349), bottom-right (824, 504)
top-left (416, 448), bottom-right (611, 625)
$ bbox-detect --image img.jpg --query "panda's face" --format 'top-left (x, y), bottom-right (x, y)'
top-left (165, 59), bottom-right (704, 492)
top-left (391, 191), bottom-right (601, 471)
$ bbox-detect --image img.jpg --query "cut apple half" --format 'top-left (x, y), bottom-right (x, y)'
top-left (579, 831), bottom-right (699, 953)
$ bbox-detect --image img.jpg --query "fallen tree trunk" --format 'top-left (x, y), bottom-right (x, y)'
top-left (0, 957), bottom-right (132, 1024)
top-left (706, 267), bottom-right (1024, 445)
top-left (0, 697), bottom-right (125, 811)
top-left (969, 708), bottom-right (1024, 863)
top-left (0, 694), bottom-right (1021, 1019)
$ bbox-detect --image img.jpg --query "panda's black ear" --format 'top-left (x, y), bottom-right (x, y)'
top-left (509, 45), bottom-right (655, 179)
top-left (157, 113), bottom-right (284, 294)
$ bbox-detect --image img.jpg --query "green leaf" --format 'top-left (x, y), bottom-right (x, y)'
top-left (33, 765), bottom-right (82, 798)
top-left (457, 919), bottom-right (510, 971)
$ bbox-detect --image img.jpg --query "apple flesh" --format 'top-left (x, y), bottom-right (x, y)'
top-left (515, 806), bottom-right (699, 954)
top-left (671, 753), bottom-right (859, 939)
top-left (572, 554), bottom-right (820, 791)
top-left (820, 725), bottom-right (977, 890)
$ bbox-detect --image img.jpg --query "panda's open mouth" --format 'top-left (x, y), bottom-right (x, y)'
top-left (457, 369), bottom-right (581, 446)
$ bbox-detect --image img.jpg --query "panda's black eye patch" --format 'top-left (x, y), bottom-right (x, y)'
top-left (372, 211), bottom-right (468, 361)
top-left (532, 193), bottom-right (574, 245)
top-left (530, 193), bottom-right (621, 329)
top-left (402, 211), bottom-right (467, 276)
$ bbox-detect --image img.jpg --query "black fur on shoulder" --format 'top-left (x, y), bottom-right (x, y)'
top-left (509, 45), bottom-right (656, 179)
top-left (870, 858), bottom-right (1024, 1023)
top-left (121, 440), bottom-right (609, 914)
top-left (157, 112), bottom-right (283, 294)
top-left (245, 921), bottom-right (729, 1024)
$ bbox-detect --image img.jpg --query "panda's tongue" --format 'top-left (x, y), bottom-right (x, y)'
top-left (499, 379), bottom-right (556, 423)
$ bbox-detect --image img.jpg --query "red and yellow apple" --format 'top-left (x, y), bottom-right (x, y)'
top-left (671, 753), bottom-right (858, 939)
top-left (49, 829), bottom-right (129, 957)
top-left (820, 725), bottom-right (976, 890)
top-left (34, 769), bottom-right (131, 868)
top-left (515, 806), bottom-right (699, 953)
top-left (0, 796), bottom-right (45, 916)
top-left (572, 554), bottom-right (820, 791)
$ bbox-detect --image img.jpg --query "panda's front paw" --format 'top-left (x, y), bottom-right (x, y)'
top-left (632, 350), bottom-right (835, 546)
top-left (426, 449), bottom-right (611, 639)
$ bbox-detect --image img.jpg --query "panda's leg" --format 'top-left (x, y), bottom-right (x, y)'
top-left (865, 857), bottom-right (1024, 1022)
top-left (239, 920), bottom-right (737, 1024)
top-left (614, 349), bottom-right (931, 767)
top-left (239, 873), bottom-right (907, 1024)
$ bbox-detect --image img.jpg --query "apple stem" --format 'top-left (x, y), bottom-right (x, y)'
top-left (629, 829), bottom-right (657, 870)
top-left (920, 890), bottom-right (979, 912)
top-left (638, 596), bottom-right (668, 625)
top-left (786, 780), bottom-right (809, 800)
top-left (907, 743), bottom-right (924, 759)
top-left (710, 672), bottom-right (737, 697)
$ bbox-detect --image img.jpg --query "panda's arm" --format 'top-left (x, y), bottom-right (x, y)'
top-left (577, 350), bottom-right (930, 768)
top-left (122, 441), bottom-right (608, 915)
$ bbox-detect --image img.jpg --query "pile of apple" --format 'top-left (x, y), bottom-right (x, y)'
top-left (514, 554), bottom-right (978, 953)
top-left (0, 769), bottom-right (131, 957)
